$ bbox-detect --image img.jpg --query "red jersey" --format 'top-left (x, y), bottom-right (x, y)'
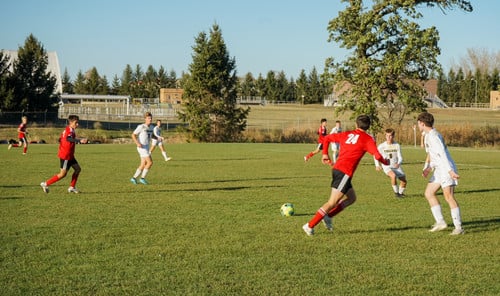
top-left (58, 126), bottom-right (76, 160)
top-left (18, 123), bottom-right (27, 139)
top-left (317, 125), bottom-right (327, 143)
top-left (322, 129), bottom-right (388, 177)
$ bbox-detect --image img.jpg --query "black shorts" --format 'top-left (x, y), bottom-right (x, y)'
top-left (60, 158), bottom-right (78, 170)
top-left (331, 169), bottom-right (352, 194)
top-left (18, 137), bottom-right (27, 144)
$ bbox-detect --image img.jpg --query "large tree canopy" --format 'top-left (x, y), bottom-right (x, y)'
top-left (179, 24), bottom-right (249, 142)
top-left (327, 0), bottom-right (473, 131)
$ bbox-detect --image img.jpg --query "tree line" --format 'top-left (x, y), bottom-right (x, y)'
top-left (1, 1), bottom-right (489, 143)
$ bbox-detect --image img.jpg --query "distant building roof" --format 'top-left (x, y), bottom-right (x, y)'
top-left (1, 49), bottom-right (62, 94)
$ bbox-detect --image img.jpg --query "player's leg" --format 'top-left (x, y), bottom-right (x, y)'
top-left (442, 185), bottom-right (463, 234)
top-left (425, 182), bottom-right (447, 232)
top-left (386, 170), bottom-right (399, 197)
top-left (158, 142), bottom-right (170, 161)
top-left (139, 156), bottom-right (153, 184)
top-left (68, 162), bottom-right (81, 192)
top-left (398, 175), bottom-right (407, 196)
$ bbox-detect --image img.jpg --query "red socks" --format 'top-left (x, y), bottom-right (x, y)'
top-left (308, 208), bottom-right (327, 228)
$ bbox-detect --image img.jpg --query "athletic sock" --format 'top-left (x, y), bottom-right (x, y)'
top-left (46, 175), bottom-right (60, 186)
top-left (141, 169), bottom-right (149, 179)
top-left (308, 208), bottom-right (327, 228)
top-left (162, 151), bottom-right (168, 160)
top-left (70, 172), bottom-right (79, 187)
top-left (430, 205), bottom-right (445, 224)
top-left (451, 207), bottom-right (462, 229)
top-left (133, 169), bottom-right (142, 179)
top-left (392, 185), bottom-right (399, 194)
top-left (399, 187), bottom-right (405, 195)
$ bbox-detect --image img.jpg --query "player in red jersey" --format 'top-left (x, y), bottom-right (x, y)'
top-left (304, 118), bottom-right (328, 162)
top-left (8, 116), bottom-right (29, 154)
top-left (303, 115), bottom-right (389, 235)
top-left (40, 115), bottom-right (88, 194)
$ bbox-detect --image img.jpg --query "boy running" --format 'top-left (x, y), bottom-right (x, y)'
top-left (149, 119), bottom-right (171, 162)
top-left (303, 115), bottom-right (389, 236)
top-left (304, 118), bottom-right (328, 162)
top-left (8, 116), bottom-right (29, 154)
top-left (40, 115), bottom-right (87, 193)
top-left (130, 112), bottom-right (153, 185)
top-left (374, 128), bottom-right (407, 198)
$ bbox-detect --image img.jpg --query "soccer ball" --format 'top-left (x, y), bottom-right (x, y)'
top-left (280, 203), bottom-right (295, 217)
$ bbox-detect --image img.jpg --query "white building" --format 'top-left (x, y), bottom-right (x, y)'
top-left (1, 49), bottom-right (62, 94)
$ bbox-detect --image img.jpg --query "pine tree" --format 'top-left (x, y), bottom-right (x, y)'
top-left (178, 24), bottom-right (249, 142)
top-left (12, 34), bottom-right (57, 111)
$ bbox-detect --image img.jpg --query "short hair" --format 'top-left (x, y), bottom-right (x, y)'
top-left (68, 115), bottom-right (79, 122)
top-left (321, 118), bottom-right (327, 123)
top-left (21, 116), bottom-right (28, 120)
top-left (417, 112), bottom-right (434, 127)
top-left (145, 112), bottom-right (152, 118)
top-left (385, 128), bottom-right (395, 136)
top-left (156, 119), bottom-right (162, 123)
top-left (356, 115), bottom-right (371, 131)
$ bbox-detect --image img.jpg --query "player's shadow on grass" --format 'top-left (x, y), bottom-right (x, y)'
top-left (461, 217), bottom-right (500, 232)
top-left (457, 187), bottom-right (500, 194)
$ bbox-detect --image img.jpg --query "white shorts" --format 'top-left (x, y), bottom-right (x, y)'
top-left (429, 167), bottom-right (458, 188)
top-left (137, 146), bottom-right (151, 158)
top-left (151, 138), bottom-right (163, 147)
top-left (382, 166), bottom-right (406, 178)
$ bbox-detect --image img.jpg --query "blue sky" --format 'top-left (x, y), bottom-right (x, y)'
top-left (2, 0), bottom-right (499, 80)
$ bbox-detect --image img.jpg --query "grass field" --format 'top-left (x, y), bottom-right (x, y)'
top-left (1, 143), bottom-right (499, 295)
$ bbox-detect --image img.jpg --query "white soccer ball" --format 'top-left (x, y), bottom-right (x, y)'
top-left (280, 203), bottom-right (295, 217)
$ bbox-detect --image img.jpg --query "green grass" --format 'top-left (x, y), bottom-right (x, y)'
top-left (1, 143), bottom-right (499, 295)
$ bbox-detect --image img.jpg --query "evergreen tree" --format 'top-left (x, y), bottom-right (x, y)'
top-left (120, 64), bottom-right (134, 95)
top-left (0, 51), bottom-right (15, 110)
top-left (110, 75), bottom-right (121, 95)
top-left (73, 71), bottom-right (86, 94)
top-left (61, 68), bottom-right (73, 94)
top-left (12, 34), bottom-right (57, 111)
top-left (178, 24), bottom-right (249, 142)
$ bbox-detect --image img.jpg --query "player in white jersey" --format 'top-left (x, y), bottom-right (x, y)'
top-left (150, 119), bottom-right (171, 162)
top-left (130, 112), bottom-right (153, 185)
top-left (417, 112), bottom-right (463, 235)
top-left (329, 120), bottom-right (342, 164)
top-left (374, 128), bottom-right (407, 198)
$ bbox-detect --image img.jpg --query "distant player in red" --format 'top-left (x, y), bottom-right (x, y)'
top-left (8, 116), bottom-right (29, 154)
top-left (304, 118), bottom-right (328, 162)
top-left (40, 115), bottom-right (88, 194)
top-left (302, 115), bottom-right (389, 235)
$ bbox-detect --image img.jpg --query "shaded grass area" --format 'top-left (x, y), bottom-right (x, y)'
top-left (1, 143), bottom-right (499, 295)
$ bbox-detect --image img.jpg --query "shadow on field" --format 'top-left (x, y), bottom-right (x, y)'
top-left (461, 217), bottom-right (500, 232)
top-left (457, 187), bottom-right (500, 195)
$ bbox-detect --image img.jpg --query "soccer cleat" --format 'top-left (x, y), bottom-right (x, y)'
top-left (429, 222), bottom-right (447, 232)
top-left (40, 182), bottom-right (49, 193)
top-left (304, 156), bottom-right (308, 162)
top-left (8, 144), bottom-right (12, 150)
top-left (322, 215), bottom-right (333, 231)
top-left (139, 178), bottom-right (148, 185)
top-left (394, 193), bottom-right (403, 198)
top-left (130, 178), bottom-right (137, 185)
top-left (68, 187), bottom-right (79, 193)
top-left (165, 157), bottom-right (172, 162)
top-left (302, 223), bottom-right (314, 236)
top-left (450, 228), bottom-right (465, 235)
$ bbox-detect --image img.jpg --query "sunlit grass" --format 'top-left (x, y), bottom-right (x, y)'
top-left (1, 143), bottom-right (499, 295)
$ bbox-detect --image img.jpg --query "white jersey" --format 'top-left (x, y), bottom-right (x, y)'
top-left (133, 123), bottom-right (152, 146)
top-left (376, 141), bottom-right (403, 169)
top-left (424, 128), bottom-right (457, 173)
top-left (152, 126), bottom-right (162, 140)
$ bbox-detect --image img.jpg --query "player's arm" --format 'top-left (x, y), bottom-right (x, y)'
top-left (66, 136), bottom-right (87, 144)
top-left (321, 134), bottom-right (334, 164)
top-left (131, 132), bottom-right (141, 148)
top-left (368, 141), bottom-right (389, 166)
